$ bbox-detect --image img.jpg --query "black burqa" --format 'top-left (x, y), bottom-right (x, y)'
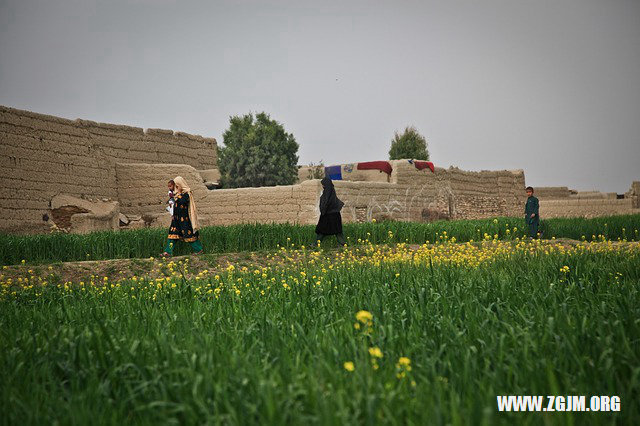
top-left (315, 177), bottom-right (345, 235)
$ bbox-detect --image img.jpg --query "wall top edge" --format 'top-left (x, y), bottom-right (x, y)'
top-left (1, 104), bottom-right (216, 143)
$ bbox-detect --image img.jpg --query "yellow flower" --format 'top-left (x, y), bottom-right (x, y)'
top-left (397, 357), bottom-right (411, 366)
top-left (355, 310), bottom-right (373, 323)
top-left (368, 347), bottom-right (383, 358)
top-left (343, 361), bottom-right (355, 372)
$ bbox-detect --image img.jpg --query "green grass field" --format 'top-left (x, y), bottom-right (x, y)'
top-left (1, 214), bottom-right (639, 266)
top-left (1, 235), bottom-right (639, 424)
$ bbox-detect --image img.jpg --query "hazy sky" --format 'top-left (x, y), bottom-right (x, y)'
top-left (1, 0), bottom-right (639, 192)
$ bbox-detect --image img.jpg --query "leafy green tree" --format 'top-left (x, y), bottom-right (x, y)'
top-left (219, 112), bottom-right (299, 188)
top-left (388, 126), bottom-right (430, 161)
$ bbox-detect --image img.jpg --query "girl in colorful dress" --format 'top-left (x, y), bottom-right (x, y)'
top-left (161, 176), bottom-right (204, 257)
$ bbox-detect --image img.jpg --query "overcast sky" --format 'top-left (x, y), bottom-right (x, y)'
top-left (1, 0), bottom-right (638, 192)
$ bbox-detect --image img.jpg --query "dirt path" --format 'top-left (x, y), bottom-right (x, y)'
top-left (1, 252), bottom-right (277, 284)
top-left (3, 238), bottom-right (635, 284)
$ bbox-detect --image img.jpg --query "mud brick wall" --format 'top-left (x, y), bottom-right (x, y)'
top-left (339, 164), bottom-right (390, 182)
top-left (298, 164), bottom-right (390, 183)
top-left (627, 182), bottom-right (640, 209)
top-left (534, 187), bottom-right (571, 199)
top-left (540, 199), bottom-right (639, 219)
top-left (117, 163), bottom-right (320, 226)
top-left (298, 160), bottom-right (524, 221)
top-left (297, 160), bottom-right (526, 223)
top-left (1, 105), bottom-right (217, 233)
top-left (322, 162), bottom-right (524, 223)
top-left (571, 191), bottom-right (618, 200)
top-left (116, 163), bottom-right (206, 218)
top-left (334, 181), bottom-right (417, 222)
top-left (390, 160), bottom-right (526, 220)
top-left (535, 182), bottom-right (639, 217)
top-left (214, 183), bottom-right (320, 225)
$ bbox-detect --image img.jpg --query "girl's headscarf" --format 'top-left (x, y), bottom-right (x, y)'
top-left (174, 176), bottom-right (200, 231)
top-left (319, 177), bottom-right (344, 214)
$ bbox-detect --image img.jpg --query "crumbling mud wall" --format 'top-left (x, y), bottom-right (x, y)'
top-left (299, 160), bottom-right (526, 223)
top-left (1, 105), bottom-right (217, 233)
top-left (533, 187), bottom-right (572, 199)
top-left (5, 105), bottom-right (635, 234)
top-left (116, 163), bottom-right (320, 227)
top-left (388, 160), bottom-right (526, 221)
top-left (298, 164), bottom-right (389, 183)
top-left (49, 194), bottom-right (120, 233)
top-left (535, 182), bottom-right (639, 218)
top-left (539, 199), bottom-right (637, 219)
top-left (627, 182), bottom-right (640, 209)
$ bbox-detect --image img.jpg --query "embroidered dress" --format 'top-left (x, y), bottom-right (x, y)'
top-left (168, 192), bottom-right (199, 242)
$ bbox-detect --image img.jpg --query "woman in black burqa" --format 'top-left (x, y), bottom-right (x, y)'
top-left (316, 177), bottom-right (347, 246)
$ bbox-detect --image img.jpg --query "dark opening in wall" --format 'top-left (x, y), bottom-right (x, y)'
top-left (50, 205), bottom-right (89, 231)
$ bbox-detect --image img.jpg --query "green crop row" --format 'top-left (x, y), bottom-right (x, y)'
top-left (1, 244), bottom-right (638, 424)
top-left (1, 214), bottom-right (639, 266)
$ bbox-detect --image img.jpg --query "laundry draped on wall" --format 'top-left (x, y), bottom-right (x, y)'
top-left (356, 161), bottom-right (393, 175)
top-left (324, 160), bottom-right (433, 181)
top-left (324, 165), bottom-right (342, 180)
top-left (409, 159), bottom-right (435, 173)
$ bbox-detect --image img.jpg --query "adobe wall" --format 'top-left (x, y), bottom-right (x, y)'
top-left (338, 164), bottom-right (390, 182)
top-left (540, 199), bottom-right (638, 219)
top-left (1, 105), bottom-right (217, 233)
top-left (534, 187), bottom-right (571, 199)
top-left (535, 182), bottom-right (639, 218)
top-left (298, 160), bottom-right (526, 222)
top-left (389, 160), bottom-right (526, 220)
top-left (117, 161), bottom-right (526, 228)
top-left (298, 164), bottom-right (390, 183)
top-left (627, 181), bottom-right (640, 209)
top-left (117, 163), bottom-right (320, 227)
top-left (5, 105), bottom-right (635, 234)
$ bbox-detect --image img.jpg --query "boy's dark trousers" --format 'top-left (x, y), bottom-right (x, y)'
top-left (527, 217), bottom-right (539, 238)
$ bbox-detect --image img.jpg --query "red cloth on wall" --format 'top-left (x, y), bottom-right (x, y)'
top-left (356, 161), bottom-right (393, 175)
top-left (414, 161), bottom-right (434, 173)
